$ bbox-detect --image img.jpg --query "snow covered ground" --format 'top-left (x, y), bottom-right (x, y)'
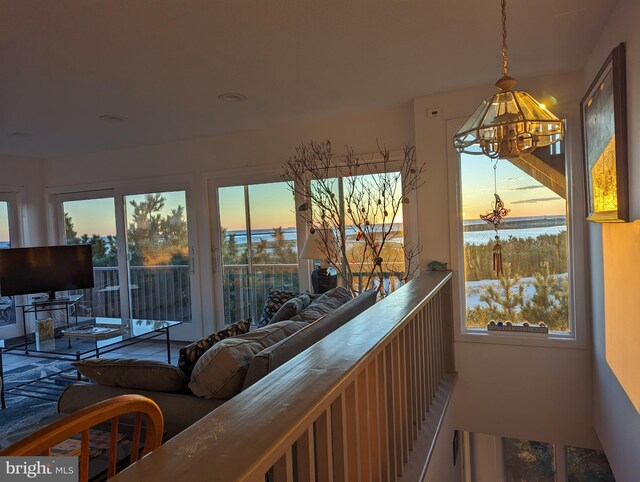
top-left (465, 273), bottom-right (568, 311)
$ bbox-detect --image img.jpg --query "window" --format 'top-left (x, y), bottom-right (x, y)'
top-left (467, 433), bottom-right (615, 481)
top-left (59, 189), bottom-right (196, 324)
top-left (217, 181), bottom-right (299, 324)
top-left (0, 199), bottom-right (17, 328)
top-left (566, 446), bottom-right (615, 482)
top-left (310, 172), bottom-right (407, 295)
top-left (124, 191), bottom-right (192, 321)
top-left (459, 145), bottom-right (570, 333)
top-left (503, 437), bottom-right (555, 482)
top-left (63, 196), bottom-right (119, 318)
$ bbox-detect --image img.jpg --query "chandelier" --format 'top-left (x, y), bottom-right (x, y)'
top-left (453, 0), bottom-right (564, 159)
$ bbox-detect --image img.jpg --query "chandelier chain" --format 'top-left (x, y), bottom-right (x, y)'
top-left (501, 0), bottom-right (508, 76)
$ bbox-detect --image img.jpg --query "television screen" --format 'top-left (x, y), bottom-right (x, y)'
top-left (0, 245), bottom-right (94, 299)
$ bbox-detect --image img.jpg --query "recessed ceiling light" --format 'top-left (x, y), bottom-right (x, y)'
top-left (218, 93), bottom-right (246, 103)
top-left (99, 114), bottom-right (128, 123)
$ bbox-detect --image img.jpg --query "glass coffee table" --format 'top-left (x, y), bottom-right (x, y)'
top-left (0, 317), bottom-right (182, 409)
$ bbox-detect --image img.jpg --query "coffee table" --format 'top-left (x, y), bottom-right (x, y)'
top-left (0, 317), bottom-right (182, 409)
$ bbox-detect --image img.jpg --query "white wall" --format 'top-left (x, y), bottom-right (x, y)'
top-left (0, 154), bottom-right (47, 246)
top-left (413, 71), bottom-right (600, 450)
top-left (584, 0), bottom-right (640, 480)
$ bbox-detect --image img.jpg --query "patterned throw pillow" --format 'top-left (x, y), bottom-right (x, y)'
top-left (178, 318), bottom-right (251, 376)
top-left (258, 289), bottom-right (299, 327)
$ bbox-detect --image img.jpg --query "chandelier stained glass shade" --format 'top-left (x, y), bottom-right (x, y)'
top-left (454, 82), bottom-right (565, 159)
top-left (453, 0), bottom-right (564, 159)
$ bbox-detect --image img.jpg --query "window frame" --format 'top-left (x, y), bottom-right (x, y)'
top-left (446, 116), bottom-right (588, 349)
top-left (206, 153), bottom-right (419, 330)
top-left (48, 176), bottom-right (203, 340)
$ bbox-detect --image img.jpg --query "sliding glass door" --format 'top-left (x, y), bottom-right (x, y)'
top-left (217, 181), bottom-right (299, 324)
top-left (124, 191), bottom-right (192, 322)
top-left (57, 188), bottom-right (199, 338)
top-left (62, 195), bottom-right (120, 319)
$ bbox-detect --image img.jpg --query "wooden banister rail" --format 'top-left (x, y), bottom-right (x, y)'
top-left (115, 271), bottom-right (456, 482)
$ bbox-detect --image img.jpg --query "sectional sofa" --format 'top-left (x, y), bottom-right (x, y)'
top-left (57, 287), bottom-right (377, 438)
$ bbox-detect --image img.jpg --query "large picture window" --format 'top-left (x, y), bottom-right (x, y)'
top-left (459, 145), bottom-right (570, 332)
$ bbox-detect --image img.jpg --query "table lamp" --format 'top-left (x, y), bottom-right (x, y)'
top-left (299, 230), bottom-right (337, 294)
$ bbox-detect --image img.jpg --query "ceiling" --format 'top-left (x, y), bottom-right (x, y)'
top-left (0, 0), bottom-right (617, 158)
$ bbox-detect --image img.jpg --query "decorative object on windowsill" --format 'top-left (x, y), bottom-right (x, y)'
top-left (487, 320), bottom-right (549, 334)
top-left (453, 0), bottom-right (564, 160)
top-left (581, 42), bottom-right (629, 223)
top-left (427, 260), bottom-right (448, 271)
top-left (299, 229), bottom-right (338, 294)
top-left (283, 140), bottom-right (424, 297)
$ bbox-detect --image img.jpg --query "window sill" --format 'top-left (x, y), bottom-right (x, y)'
top-left (456, 328), bottom-right (586, 350)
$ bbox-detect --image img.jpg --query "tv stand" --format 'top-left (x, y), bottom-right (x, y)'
top-left (18, 294), bottom-right (84, 354)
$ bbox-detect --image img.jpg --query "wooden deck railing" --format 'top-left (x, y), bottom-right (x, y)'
top-left (116, 271), bottom-right (456, 482)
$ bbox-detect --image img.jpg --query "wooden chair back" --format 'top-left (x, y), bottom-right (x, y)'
top-left (0, 394), bottom-right (164, 481)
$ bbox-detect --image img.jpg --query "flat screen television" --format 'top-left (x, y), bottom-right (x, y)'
top-left (0, 245), bottom-right (94, 300)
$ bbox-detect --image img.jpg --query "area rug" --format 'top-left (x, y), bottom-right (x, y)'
top-left (0, 358), bottom-right (76, 448)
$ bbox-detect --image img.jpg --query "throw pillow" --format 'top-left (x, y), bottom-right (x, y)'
top-left (73, 358), bottom-right (189, 393)
top-left (290, 286), bottom-right (353, 322)
top-left (178, 318), bottom-right (251, 376)
top-left (258, 289), bottom-right (299, 327)
top-left (188, 320), bottom-right (307, 399)
top-left (269, 293), bottom-right (312, 324)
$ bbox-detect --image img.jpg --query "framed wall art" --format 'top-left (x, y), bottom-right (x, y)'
top-left (580, 42), bottom-right (628, 222)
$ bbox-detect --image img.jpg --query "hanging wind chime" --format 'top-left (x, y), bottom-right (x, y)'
top-left (480, 161), bottom-right (510, 276)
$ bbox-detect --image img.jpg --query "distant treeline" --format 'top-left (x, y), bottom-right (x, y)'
top-left (465, 231), bottom-right (567, 281)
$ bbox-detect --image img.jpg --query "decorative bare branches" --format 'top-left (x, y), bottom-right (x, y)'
top-left (282, 140), bottom-right (424, 296)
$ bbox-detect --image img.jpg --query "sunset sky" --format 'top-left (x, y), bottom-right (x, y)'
top-left (460, 154), bottom-right (566, 220)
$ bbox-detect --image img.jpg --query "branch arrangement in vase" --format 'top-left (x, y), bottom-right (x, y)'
top-left (282, 140), bottom-right (424, 296)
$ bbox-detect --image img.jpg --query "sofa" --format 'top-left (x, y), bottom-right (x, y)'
top-left (57, 287), bottom-right (377, 439)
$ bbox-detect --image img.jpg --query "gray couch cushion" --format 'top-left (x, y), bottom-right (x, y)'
top-left (242, 289), bottom-right (377, 390)
top-left (73, 358), bottom-right (189, 393)
top-left (269, 293), bottom-right (312, 324)
top-left (188, 320), bottom-right (307, 399)
top-left (290, 286), bottom-right (353, 322)
top-left (58, 382), bottom-right (226, 440)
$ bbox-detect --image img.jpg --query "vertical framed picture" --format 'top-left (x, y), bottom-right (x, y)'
top-left (580, 42), bottom-right (628, 222)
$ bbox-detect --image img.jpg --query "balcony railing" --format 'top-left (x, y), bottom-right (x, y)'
top-left (222, 262), bottom-right (406, 324)
top-left (72, 266), bottom-right (192, 322)
top-left (71, 263), bottom-right (406, 325)
top-left (222, 264), bottom-right (299, 323)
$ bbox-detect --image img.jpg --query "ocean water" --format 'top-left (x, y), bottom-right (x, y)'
top-left (225, 224), bottom-right (405, 246)
top-left (226, 228), bottom-right (298, 245)
top-left (463, 225), bottom-right (567, 245)
top-left (223, 219), bottom-right (566, 247)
